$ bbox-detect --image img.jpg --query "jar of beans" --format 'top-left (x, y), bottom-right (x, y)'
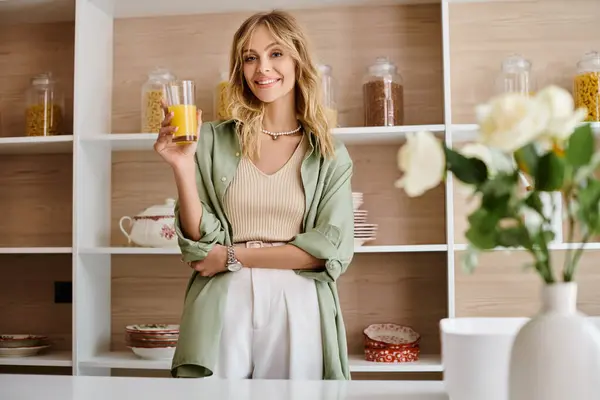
top-left (141, 67), bottom-right (177, 133)
top-left (574, 51), bottom-right (600, 122)
top-left (363, 57), bottom-right (404, 127)
top-left (25, 72), bottom-right (64, 137)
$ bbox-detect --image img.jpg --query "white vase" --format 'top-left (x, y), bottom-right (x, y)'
top-left (509, 282), bottom-right (600, 400)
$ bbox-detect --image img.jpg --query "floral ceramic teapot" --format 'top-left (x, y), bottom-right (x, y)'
top-left (119, 198), bottom-right (178, 248)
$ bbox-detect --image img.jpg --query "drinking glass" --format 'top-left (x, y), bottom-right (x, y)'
top-left (165, 80), bottom-right (198, 144)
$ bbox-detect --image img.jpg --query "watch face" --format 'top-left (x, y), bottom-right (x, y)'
top-left (227, 262), bottom-right (242, 272)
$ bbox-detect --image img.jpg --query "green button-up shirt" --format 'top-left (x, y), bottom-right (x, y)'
top-left (170, 119), bottom-right (355, 380)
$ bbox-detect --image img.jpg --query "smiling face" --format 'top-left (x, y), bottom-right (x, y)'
top-left (242, 24), bottom-right (296, 104)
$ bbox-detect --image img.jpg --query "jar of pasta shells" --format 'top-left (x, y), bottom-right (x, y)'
top-left (363, 57), bottom-right (404, 126)
top-left (574, 51), bottom-right (600, 122)
top-left (141, 67), bottom-right (176, 133)
top-left (25, 72), bottom-right (64, 136)
top-left (318, 64), bottom-right (338, 128)
top-left (214, 71), bottom-right (231, 120)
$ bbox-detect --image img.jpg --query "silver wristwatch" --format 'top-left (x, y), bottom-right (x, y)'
top-left (226, 245), bottom-right (243, 272)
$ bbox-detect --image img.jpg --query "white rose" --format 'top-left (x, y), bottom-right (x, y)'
top-left (534, 85), bottom-right (587, 141)
top-left (476, 92), bottom-right (550, 152)
top-left (394, 131), bottom-right (445, 197)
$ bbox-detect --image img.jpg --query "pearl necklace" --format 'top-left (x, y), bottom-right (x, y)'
top-left (261, 124), bottom-right (302, 140)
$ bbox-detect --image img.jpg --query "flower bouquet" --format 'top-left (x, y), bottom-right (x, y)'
top-left (396, 85), bottom-right (600, 400)
top-left (396, 85), bottom-right (597, 284)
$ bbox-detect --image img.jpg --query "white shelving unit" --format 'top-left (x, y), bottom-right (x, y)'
top-left (2, 0), bottom-right (599, 381)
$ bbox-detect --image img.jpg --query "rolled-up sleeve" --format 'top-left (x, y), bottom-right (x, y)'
top-left (290, 161), bottom-right (355, 282)
top-left (174, 123), bottom-right (226, 263)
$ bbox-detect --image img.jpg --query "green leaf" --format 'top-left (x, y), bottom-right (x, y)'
top-left (496, 226), bottom-right (528, 248)
top-left (566, 123), bottom-right (594, 169)
top-left (514, 143), bottom-right (539, 176)
top-left (576, 179), bottom-right (600, 235)
top-left (465, 209), bottom-right (501, 250)
top-left (461, 245), bottom-right (480, 274)
top-left (445, 147), bottom-right (488, 185)
top-left (524, 192), bottom-right (544, 215)
top-left (535, 152), bottom-right (565, 191)
top-left (574, 152), bottom-right (600, 182)
top-left (466, 227), bottom-right (497, 250)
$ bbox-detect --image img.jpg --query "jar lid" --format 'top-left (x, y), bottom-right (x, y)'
top-left (318, 64), bottom-right (332, 74)
top-left (148, 67), bottom-right (176, 82)
top-left (31, 72), bottom-right (55, 86)
top-left (577, 51), bottom-right (600, 70)
top-left (367, 57), bottom-right (398, 76)
top-left (136, 198), bottom-right (176, 217)
top-left (501, 54), bottom-right (532, 72)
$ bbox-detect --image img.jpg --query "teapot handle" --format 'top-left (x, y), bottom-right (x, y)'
top-left (119, 216), bottom-right (133, 244)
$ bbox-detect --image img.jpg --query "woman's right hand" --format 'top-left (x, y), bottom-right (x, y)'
top-left (154, 99), bottom-right (201, 169)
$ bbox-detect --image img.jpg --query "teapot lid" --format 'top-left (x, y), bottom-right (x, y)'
top-left (137, 198), bottom-right (176, 217)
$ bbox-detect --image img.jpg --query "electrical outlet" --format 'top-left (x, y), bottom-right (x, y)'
top-left (54, 281), bottom-right (72, 304)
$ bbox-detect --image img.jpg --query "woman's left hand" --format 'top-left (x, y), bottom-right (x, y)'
top-left (189, 245), bottom-right (228, 277)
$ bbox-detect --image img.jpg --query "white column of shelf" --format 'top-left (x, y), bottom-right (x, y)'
top-left (441, 0), bottom-right (456, 319)
top-left (72, 0), bottom-right (116, 377)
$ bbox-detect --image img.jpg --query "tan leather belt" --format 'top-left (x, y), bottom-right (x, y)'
top-left (234, 241), bottom-right (287, 248)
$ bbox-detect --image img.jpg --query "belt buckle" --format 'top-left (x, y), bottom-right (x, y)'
top-left (246, 240), bottom-right (263, 248)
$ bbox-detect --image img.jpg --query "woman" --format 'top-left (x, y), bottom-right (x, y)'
top-left (154, 10), bottom-right (355, 380)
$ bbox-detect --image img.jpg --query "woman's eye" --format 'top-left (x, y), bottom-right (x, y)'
top-left (244, 55), bottom-right (256, 62)
top-left (271, 51), bottom-right (283, 58)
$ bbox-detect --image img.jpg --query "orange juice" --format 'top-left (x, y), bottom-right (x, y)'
top-left (168, 104), bottom-right (197, 144)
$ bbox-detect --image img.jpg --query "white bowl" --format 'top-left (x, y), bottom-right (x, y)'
top-left (130, 346), bottom-right (176, 360)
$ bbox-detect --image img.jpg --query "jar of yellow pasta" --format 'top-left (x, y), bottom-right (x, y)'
top-left (214, 71), bottom-right (231, 120)
top-left (141, 67), bottom-right (176, 133)
top-left (574, 51), bottom-right (600, 122)
top-left (25, 72), bottom-right (64, 136)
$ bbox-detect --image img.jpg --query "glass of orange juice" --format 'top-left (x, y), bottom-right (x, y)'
top-left (165, 80), bottom-right (198, 144)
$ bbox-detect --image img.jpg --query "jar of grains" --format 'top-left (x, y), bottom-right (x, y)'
top-left (25, 72), bottom-right (64, 136)
top-left (214, 71), bottom-right (232, 121)
top-left (363, 57), bottom-right (404, 126)
top-left (574, 51), bottom-right (600, 122)
top-left (496, 54), bottom-right (535, 96)
top-left (141, 67), bottom-right (177, 133)
top-left (317, 64), bottom-right (338, 128)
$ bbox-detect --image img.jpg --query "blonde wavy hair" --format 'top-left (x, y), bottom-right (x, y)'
top-left (225, 10), bottom-right (335, 159)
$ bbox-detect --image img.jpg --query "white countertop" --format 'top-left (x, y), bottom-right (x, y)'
top-left (0, 374), bottom-right (449, 400)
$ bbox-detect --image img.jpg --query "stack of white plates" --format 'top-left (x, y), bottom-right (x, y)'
top-left (352, 192), bottom-right (378, 247)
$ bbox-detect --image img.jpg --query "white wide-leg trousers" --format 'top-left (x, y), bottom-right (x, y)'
top-left (213, 267), bottom-right (323, 380)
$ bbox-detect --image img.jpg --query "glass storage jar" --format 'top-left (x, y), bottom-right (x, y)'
top-left (363, 57), bottom-right (404, 126)
top-left (574, 51), bottom-right (600, 122)
top-left (141, 67), bottom-right (176, 133)
top-left (496, 54), bottom-right (535, 96)
top-left (25, 72), bottom-right (64, 136)
top-left (318, 64), bottom-right (338, 128)
top-left (214, 71), bottom-right (231, 120)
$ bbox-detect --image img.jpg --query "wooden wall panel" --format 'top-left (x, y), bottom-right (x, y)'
top-left (111, 145), bottom-right (446, 247)
top-left (111, 252), bottom-right (448, 356)
top-left (0, 154), bottom-right (72, 247)
top-left (455, 250), bottom-right (600, 317)
top-left (449, 0), bottom-right (600, 123)
top-left (0, 254), bottom-right (72, 351)
top-left (0, 21), bottom-right (74, 137)
top-left (112, 4), bottom-right (443, 131)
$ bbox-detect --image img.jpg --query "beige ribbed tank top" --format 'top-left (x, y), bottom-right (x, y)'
top-left (223, 135), bottom-right (307, 243)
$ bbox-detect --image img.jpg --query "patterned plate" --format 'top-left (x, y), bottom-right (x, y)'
top-left (364, 323), bottom-right (421, 347)
top-left (125, 324), bottom-right (179, 333)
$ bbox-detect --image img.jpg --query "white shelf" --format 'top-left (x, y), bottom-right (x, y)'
top-left (111, 0), bottom-right (440, 19)
top-left (451, 122), bottom-right (600, 144)
top-left (0, 247), bottom-right (72, 254)
top-left (348, 354), bottom-right (442, 373)
top-left (0, 135), bottom-right (73, 155)
top-left (356, 244), bottom-right (448, 253)
top-left (81, 351), bottom-right (442, 373)
top-left (454, 242), bottom-right (600, 252)
top-left (80, 244), bottom-right (447, 255)
top-left (0, 350), bottom-right (72, 367)
top-left (83, 125), bottom-right (446, 151)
